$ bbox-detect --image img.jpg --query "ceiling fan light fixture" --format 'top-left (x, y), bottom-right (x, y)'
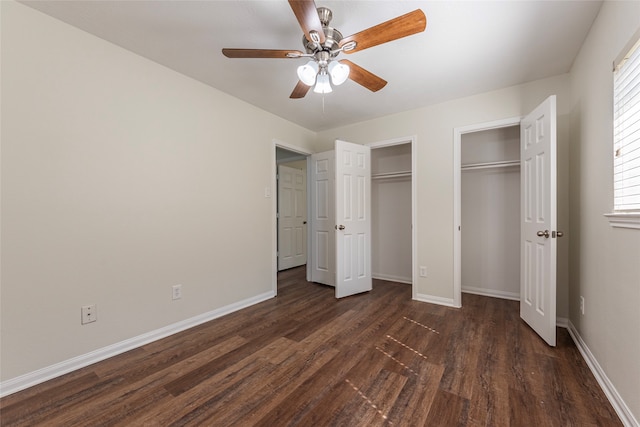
top-left (328, 61), bottom-right (349, 86)
top-left (297, 60), bottom-right (319, 86)
top-left (313, 70), bottom-right (332, 94)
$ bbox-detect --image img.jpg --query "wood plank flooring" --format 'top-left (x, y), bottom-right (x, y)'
top-left (0, 266), bottom-right (622, 426)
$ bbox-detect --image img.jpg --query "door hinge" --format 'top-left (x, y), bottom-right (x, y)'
top-left (276, 212), bottom-right (279, 219)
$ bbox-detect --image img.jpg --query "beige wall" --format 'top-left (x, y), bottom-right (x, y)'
top-left (568, 0), bottom-right (640, 420)
top-left (0, 2), bottom-right (315, 380)
top-left (317, 74), bottom-right (571, 315)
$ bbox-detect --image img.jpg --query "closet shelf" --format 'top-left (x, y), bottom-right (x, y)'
top-left (461, 160), bottom-right (520, 171)
top-left (371, 170), bottom-right (412, 180)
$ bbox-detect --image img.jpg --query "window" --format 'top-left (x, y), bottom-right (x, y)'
top-left (606, 32), bottom-right (640, 229)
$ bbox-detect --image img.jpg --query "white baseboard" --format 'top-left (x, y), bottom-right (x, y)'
top-left (461, 286), bottom-right (520, 301)
top-left (372, 273), bottom-right (412, 285)
top-left (556, 317), bottom-right (569, 328)
top-left (0, 290), bottom-right (275, 398)
top-left (567, 321), bottom-right (638, 427)
top-left (414, 293), bottom-right (460, 308)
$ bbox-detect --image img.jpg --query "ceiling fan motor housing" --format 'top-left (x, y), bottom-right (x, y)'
top-left (302, 7), bottom-right (343, 58)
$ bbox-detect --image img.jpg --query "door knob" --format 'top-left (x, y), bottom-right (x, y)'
top-left (335, 225), bottom-right (345, 230)
top-left (556, 231), bottom-right (564, 237)
top-left (537, 230), bottom-right (550, 238)
top-left (303, 221), bottom-right (307, 225)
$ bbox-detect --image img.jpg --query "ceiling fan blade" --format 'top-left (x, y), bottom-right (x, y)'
top-left (339, 9), bottom-right (426, 54)
top-left (288, 0), bottom-right (326, 44)
top-left (290, 80), bottom-right (311, 99)
top-left (340, 60), bottom-right (387, 92)
top-left (222, 48), bottom-right (304, 59)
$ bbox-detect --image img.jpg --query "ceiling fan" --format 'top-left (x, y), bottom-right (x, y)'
top-left (222, 0), bottom-right (427, 99)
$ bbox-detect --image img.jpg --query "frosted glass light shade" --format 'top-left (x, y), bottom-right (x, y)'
top-left (328, 61), bottom-right (350, 85)
top-left (313, 71), bottom-right (332, 94)
top-left (297, 61), bottom-right (319, 86)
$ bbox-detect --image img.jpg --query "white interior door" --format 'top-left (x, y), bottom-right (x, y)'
top-left (520, 95), bottom-right (557, 346)
top-left (277, 165), bottom-right (307, 271)
top-left (310, 151), bottom-right (335, 286)
top-left (335, 140), bottom-right (372, 298)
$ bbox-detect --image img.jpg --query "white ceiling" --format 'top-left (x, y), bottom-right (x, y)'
top-left (21, 1), bottom-right (602, 132)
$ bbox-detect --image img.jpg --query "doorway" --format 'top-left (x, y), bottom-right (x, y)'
top-left (272, 140), bottom-right (312, 296)
top-left (277, 154), bottom-right (307, 271)
top-left (460, 125), bottom-right (521, 300)
top-left (370, 141), bottom-right (414, 286)
top-left (367, 136), bottom-right (418, 298)
top-left (453, 117), bottom-right (521, 307)
top-left (453, 96), bottom-right (558, 346)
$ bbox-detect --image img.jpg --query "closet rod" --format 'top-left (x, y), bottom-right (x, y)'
top-left (371, 171), bottom-right (412, 179)
top-left (461, 160), bottom-right (520, 171)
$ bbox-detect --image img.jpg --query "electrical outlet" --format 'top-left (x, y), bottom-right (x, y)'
top-left (580, 296), bottom-right (585, 315)
top-left (419, 266), bottom-right (427, 277)
top-left (172, 284), bottom-right (182, 300)
top-left (81, 304), bottom-right (97, 325)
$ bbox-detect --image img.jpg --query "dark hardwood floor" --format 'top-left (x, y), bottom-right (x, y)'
top-left (0, 266), bottom-right (621, 426)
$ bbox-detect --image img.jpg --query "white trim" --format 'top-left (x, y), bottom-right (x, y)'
top-left (462, 286), bottom-right (520, 301)
top-left (556, 317), bottom-right (569, 328)
top-left (0, 290), bottom-right (275, 398)
top-left (567, 321), bottom-right (639, 427)
top-left (453, 117), bottom-right (522, 308)
top-left (604, 212), bottom-right (640, 230)
top-left (414, 293), bottom-right (459, 308)
top-left (271, 139), bottom-right (313, 293)
top-left (372, 273), bottom-right (412, 285)
top-left (366, 136), bottom-right (418, 301)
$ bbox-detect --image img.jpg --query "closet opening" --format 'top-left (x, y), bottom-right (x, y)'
top-left (461, 125), bottom-right (520, 301)
top-left (453, 117), bottom-right (522, 307)
top-left (371, 143), bottom-right (413, 285)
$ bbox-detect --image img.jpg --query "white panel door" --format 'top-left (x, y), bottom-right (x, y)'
top-left (310, 151), bottom-right (335, 286)
top-left (520, 95), bottom-right (557, 346)
top-left (335, 140), bottom-right (372, 298)
top-left (277, 165), bottom-right (307, 271)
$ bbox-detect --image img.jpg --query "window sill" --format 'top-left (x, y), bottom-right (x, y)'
top-left (604, 212), bottom-right (640, 229)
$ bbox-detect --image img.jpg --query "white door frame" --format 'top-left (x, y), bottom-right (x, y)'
top-left (366, 136), bottom-right (418, 300)
top-left (272, 139), bottom-right (313, 296)
top-left (453, 117), bottom-right (521, 308)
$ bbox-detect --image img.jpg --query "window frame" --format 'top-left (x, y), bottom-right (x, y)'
top-left (606, 28), bottom-right (640, 230)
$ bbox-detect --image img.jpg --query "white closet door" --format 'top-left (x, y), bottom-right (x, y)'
top-left (310, 151), bottom-right (335, 286)
top-left (335, 140), bottom-right (372, 298)
top-left (520, 95), bottom-right (557, 346)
